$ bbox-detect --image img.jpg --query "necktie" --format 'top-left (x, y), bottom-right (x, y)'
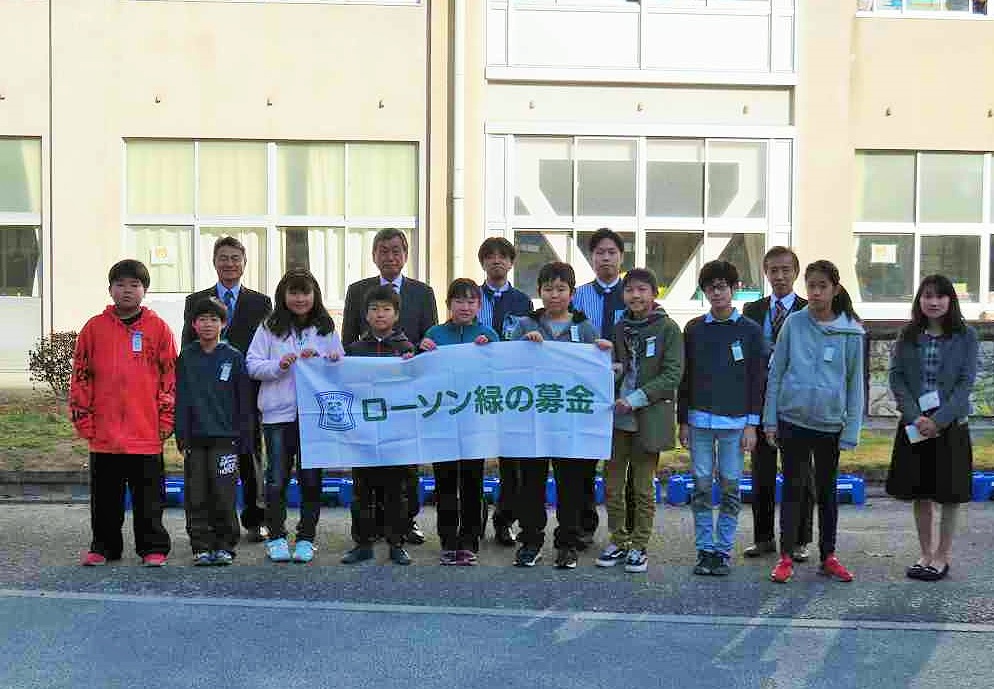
top-left (223, 290), bottom-right (235, 320)
top-left (595, 283), bottom-right (619, 341)
top-left (771, 299), bottom-right (787, 341)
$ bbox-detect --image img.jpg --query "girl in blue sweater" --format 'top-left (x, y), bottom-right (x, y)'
top-left (764, 260), bottom-right (864, 584)
top-left (420, 279), bottom-right (500, 565)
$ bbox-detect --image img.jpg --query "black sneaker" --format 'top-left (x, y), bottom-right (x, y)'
top-left (623, 548), bottom-right (648, 573)
top-left (514, 545), bottom-right (542, 567)
top-left (494, 522), bottom-right (516, 547)
top-left (711, 552), bottom-right (731, 576)
top-left (341, 545), bottom-right (374, 565)
top-left (389, 545), bottom-right (412, 565)
top-left (693, 550), bottom-right (714, 576)
top-left (595, 544), bottom-right (628, 568)
top-left (554, 547), bottom-right (578, 569)
top-left (405, 522), bottom-right (426, 545)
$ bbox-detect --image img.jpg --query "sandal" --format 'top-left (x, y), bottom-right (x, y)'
top-left (906, 562), bottom-right (929, 580)
top-left (919, 564), bottom-right (950, 582)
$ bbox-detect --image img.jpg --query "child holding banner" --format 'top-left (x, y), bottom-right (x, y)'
top-left (509, 262), bottom-right (613, 569)
top-left (597, 268), bottom-right (683, 574)
top-left (341, 285), bottom-right (417, 566)
top-left (246, 268), bottom-right (344, 564)
top-left (420, 278), bottom-right (501, 565)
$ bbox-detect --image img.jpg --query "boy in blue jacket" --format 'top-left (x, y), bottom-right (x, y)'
top-left (420, 278), bottom-right (500, 564)
top-left (175, 297), bottom-right (254, 565)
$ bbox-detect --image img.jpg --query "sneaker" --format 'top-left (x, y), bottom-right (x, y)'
top-left (711, 553), bottom-right (732, 576)
top-left (494, 521), bottom-right (516, 547)
top-left (292, 540), bottom-right (315, 564)
top-left (439, 550), bottom-right (459, 566)
top-left (514, 545), bottom-right (542, 567)
top-left (792, 545), bottom-right (811, 563)
top-left (80, 551), bottom-right (107, 567)
top-left (265, 537), bottom-right (291, 563)
top-left (624, 548), bottom-right (648, 573)
top-left (389, 545), bottom-right (412, 565)
top-left (595, 544), bottom-right (628, 568)
top-left (771, 555), bottom-right (794, 583)
top-left (405, 522), bottom-right (426, 545)
top-left (455, 549), bottom-right (478, 566)
top-left (554, 547), bottom-right (578, 569)
top-left (693, 550), bottom-right (714, 576)
top-left (192, 551), bottom-right (214, 567)
top-left (142, 553), bottom-right (167, 567)
top-left (743, 541), bottom-right (777, 558)
top-left (819, 555), bottom-right (854, 582)
top-left (212, 550), bottom-right (234, 566)
top-left (341, 545), bottom-right (374, 565)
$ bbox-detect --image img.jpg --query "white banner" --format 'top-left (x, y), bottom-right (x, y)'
top-left (296, 341), bottom-right (614, 468)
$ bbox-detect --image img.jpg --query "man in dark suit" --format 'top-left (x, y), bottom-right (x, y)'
top-left (182, 236), bottom-right (272, 541)
top-left (742, 246), bottom-right (814, 562)
top-left (342, 228), bottom-right (438, 544)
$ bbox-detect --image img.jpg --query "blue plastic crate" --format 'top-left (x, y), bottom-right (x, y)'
top-left (545, 476), bottom-right (557, 505)
top-left (654, 476), bottom-right (662, 504)
top-left (164, 478), bottom-right (184, 507)
top-left (286, 478), bottom-right (300, 508)
top-left (321, 477), bottom-right (353, 507)
top-left (594, 475), bottom-right (605, 504)
top-left (483, 476), bottom-right (500, 503)
top-left (418, 476), bottom-right (437, 505)
top-left (836, 474), bottom-right (866, 505)
top-left (972, 471), bottom-right (994, 501)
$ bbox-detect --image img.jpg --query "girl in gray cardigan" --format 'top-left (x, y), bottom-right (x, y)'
top-left (886, 274), bottom-right (978, 582)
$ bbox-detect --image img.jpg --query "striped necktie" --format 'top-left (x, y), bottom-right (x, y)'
top-left (771, 299), bottom-right (787, 341)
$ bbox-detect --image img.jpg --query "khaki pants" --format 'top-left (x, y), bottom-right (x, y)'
top-left (604, 429), bottom-right (657, 551)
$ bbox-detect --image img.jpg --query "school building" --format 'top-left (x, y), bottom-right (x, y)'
top-left (2, 0), bottom-right (993, 378)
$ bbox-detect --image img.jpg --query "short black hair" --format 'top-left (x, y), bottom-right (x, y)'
top-left (478, 237), bottom-right (516, 264)
top-left (446, 278), bottom-right (481, 305)
top-left (698, 260), bottom-right (739, 291)
top-left (587, 228), bottom-right (625, 254)
top-left (622, 268), bottom-right (658, 295)
top-left (108, 259), bottom-right (151, 290)
top-left (763, 246), bottom-right (800, 273)
top-left (191, 296), bottom-right (227, 323)
top-left (537, 261), bottom-right (576, 292)
top-left (364, 284), bottom-right (401, 313)
top-left (372, 228), bottom-right (409, 253)
top-left (212, 236), bottom-right (246, 260)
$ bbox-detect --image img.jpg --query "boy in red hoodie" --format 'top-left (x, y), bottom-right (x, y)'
top-left (71, 259), bottom-right (177, 567)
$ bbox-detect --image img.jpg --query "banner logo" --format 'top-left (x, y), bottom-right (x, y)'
top-left (315, 391), bottom-right (356, 432)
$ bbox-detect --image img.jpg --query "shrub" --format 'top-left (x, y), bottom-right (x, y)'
top-left (27, 331), bottom-right (78, 401)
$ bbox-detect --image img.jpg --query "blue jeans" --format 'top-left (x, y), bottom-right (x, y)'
top-left (262, 421), bottom-right (322, 542)
top-left (690, 426), bottom-right (744, 556)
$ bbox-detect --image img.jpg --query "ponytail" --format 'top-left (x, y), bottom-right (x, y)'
top-left (832, 286), bottom-right (860, 323)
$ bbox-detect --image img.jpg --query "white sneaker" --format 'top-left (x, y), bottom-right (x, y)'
top-left (595, 543), bottom-right (628, 567)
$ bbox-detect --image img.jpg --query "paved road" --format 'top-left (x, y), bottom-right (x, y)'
top-left (1, 499), bottom-right (993, 688)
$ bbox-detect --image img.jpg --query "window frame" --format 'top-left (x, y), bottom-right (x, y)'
top-left (0, 137), bottom-right (43, 300)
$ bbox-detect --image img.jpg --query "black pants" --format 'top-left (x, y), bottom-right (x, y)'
top-left (184, 438), bottom-right (240, 554)
top-left (493, 458), bottom-right (522, 529)
top-left (433, 459), bottom-right (484, 551)
top-left (517, 458), bottom-right (588, 549)
top-left (406, 465), bottom-right (421, 523)
top-left (778, 421), bottom-right (840, 562)
top-left (751, 430), bottom-right (814, 547)
top-left (352, 466), bottom-right (409, 546)
top-left (238, 448), bottom-right (264, 530)
top-left (89, 452), bottom-right (171, 559)
top-left (263, 422), bottom-right (322, 542)
top-left (580, 460), bottom-right (600, 537)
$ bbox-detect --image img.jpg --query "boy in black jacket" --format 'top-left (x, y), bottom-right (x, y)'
top-left (341, 285), bottom-right (416, 566)
top-left (175, 297), bottom-right (254, 566)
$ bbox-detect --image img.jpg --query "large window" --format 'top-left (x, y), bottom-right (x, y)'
top-left (0, 139), bottom-right (42, 297)
top-left (854, 150), bottom-right (994, 304)
top-left (857, 0), bottom-right (988, 15)
top-left (490, 135), bottom-right (790, 300)
top-left (124, 140), bottom-right (419, 301)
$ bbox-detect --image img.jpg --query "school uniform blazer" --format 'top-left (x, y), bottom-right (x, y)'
top-left (341, 275), bottom-right (438, 346)
top-left (742, 294), bottom-right (808, 342)
top-left (888, 326), bottom-right (978, 428)
top-left (181, 285), bottom-right (272, 356)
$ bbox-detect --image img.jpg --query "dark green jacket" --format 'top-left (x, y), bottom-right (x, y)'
top-left (613, 306), bottom-right (684, 452)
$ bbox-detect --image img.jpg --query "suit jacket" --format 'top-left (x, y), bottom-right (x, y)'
top-left (342, 275), bottom-right (438, 346)
top-left (889, 326), bottom-right (978, 428)
top-left (181, 285), bottom-right (272, 356)
top-left (743, 294), bottom-right (808, 345)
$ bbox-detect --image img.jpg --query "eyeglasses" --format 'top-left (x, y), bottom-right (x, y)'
top-left (704, 282), bottom-right (731, 293)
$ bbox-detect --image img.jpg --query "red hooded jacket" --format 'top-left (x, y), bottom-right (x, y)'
top-left (70, 305), bottom-right (177, 454)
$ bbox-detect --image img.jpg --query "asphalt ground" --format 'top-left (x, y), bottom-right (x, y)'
top-left (2, 499), bottom-right (994, 688)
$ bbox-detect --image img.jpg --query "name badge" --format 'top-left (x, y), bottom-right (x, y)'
top-left (219, 362), bottom-right (232, 382)
top-left (645, 336), bottom-right (657, 358)
top-left (570, 325), bottom-right (580, 343)
top-left (131, 331), bottom-right (143, 353)
top-left (731, 340), bottom-right (744, 362)
top-left (919, 390), bottom-right (940, 413)
top-left (905, 423), bottom-right (926, 444)
top-left (823, 345), bottom-right (835, 362)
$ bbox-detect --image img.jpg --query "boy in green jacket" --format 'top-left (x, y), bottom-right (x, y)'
top-left (596, 268), bottom-right (683, 573)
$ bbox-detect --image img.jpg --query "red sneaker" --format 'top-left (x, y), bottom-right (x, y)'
top-left (819, 555), bottom-right (853, 582)
top-left (770, 555), bottom-right (793, 583)
top-left (142, 553), bottom-right (168, 567)
top-left (80, 551), bottom-right (107, 567)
